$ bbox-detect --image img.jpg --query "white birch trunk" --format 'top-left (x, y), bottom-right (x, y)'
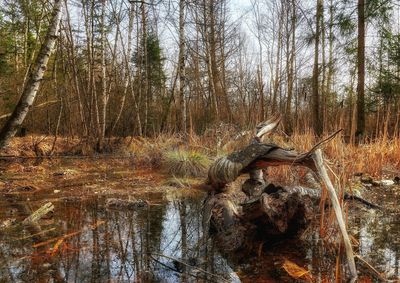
top-left (0, 0), bottom-right (63, 149)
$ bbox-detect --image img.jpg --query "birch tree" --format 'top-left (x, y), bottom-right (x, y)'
top-left (0, 0), bottom-right (63, 149)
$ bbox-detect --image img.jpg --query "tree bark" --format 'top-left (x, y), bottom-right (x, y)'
top-left (272, 2), bottom-right (284, 114)
top-left (110, 1), bottom-right (135, 135)
top-left (356, 0), bottom-right (365, 141)
top-left (285, 0), bottom-right (296, 132)
top-left (312, 0), bottom-right (323, 136)
top-left (326, 0), bottom-right (334, 121)
top-left (0, 0), bottom-right (63, 149)
top-left (178, 0), bottom-right (186, 133)
top-left (99, 0), bottom-right (108, 147)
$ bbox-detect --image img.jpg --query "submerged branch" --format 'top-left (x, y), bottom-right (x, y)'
top-left (22, 202), bottom-right (54, 225)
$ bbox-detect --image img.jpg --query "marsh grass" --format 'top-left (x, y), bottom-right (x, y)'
top-left (163, 150), bottom-right (211, 178)
top-left (2, 130), bottom-right (399, 182)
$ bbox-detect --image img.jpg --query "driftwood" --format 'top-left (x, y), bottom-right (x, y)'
top-left (203, 115), bottom-right (359, 281)
top-left (22, 202), bottom-right (54, 224)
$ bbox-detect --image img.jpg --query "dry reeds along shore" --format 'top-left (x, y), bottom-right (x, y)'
top-left (2, 132), bottom-right (399, 183)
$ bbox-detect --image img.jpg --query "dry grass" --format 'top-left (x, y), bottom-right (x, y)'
top-left (162, 150), bottom-right (211, 178)
top-left (257, 131), bottom-right (400, 185)
top-left (1, 132), bottom-right (399, 181)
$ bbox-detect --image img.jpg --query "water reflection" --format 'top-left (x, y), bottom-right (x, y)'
top-left (0, 186), bottom-right (399, 281)
top-left (357, 209), bottom-right (400, 278)
top-left (0, 194), bottom-right (242, 282)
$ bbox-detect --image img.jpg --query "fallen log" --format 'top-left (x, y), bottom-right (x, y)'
top-left (203, 115), bottom-right (358, 281)
top-left (249, 183), bottom-right (380, 209)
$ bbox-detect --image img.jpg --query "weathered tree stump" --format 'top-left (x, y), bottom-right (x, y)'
top-left (204, 182), bottom-right (314, 255)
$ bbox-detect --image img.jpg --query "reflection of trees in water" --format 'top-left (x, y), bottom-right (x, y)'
top-left (7, 195), bottom-right (367, 281)
top-left (1, 195), bottom-right (399, 281)
top-left (358, 211), bottom-right (400, 277)
top-left (0, 196), bottom-right (248, 282)
top-left (0, 201), bottom-right (65, 282)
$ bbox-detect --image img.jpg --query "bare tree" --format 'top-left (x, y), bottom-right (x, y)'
top-left (356, 0), bottom-right (365, 140)
top-left (99, 0), bottom-right (108, 148)
top-left (285, 0), bottom-right (296, 132)
top-left (178, 0), bottom-right (186, 132)
top-left (312, 0), bottom-right (323, 135)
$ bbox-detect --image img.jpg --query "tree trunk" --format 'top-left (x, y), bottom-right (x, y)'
top-left (0, 0), bottom-right (63, 149)
top-left (110, 2), bottom-right (135, 135)
top-left (203, 1), bottom-right (219, 123)
top-left (356, 0), bottom-right (365, 141)
top-left (312, 0), bottom-right (323, 136)
top-left (252, 0), bottom-right (265, 122)
top-left (286, 0), bottom-right (296, 132)
top-left (141, 3), bottom-right (149, 136)
top-left (321, 0), bottom-right (327, 132)
top-left (64, 0), bottom-right (87, 135)
top-left (326, 0), bottom-right (334, 122)
top-left (272, 2), bottom-right (284, 114)
top-left (99, 0), bottom-right (107, 148)
top-left (178, 0), bottom-right (186, 133)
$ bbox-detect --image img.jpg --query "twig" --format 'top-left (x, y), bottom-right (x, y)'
top-left (0, 100), bottom-right (60, 120)
top-left (355, 255), bottom-right (389, 282)
top-left (344, 194), bottom-right (381, 209)
top-left (150, 255), bottom-right (213, 282)
top-left (305, 129), bottom-right (343, 156)
top-left (150, 252), bottom-right (231, 283)
top-left (32, 220), bottom-right (105, 248)
top-left (11, 228), bottom-right (56, 242)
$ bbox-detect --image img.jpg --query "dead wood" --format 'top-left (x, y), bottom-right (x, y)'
top-left (312, 149), bottom-right (357, 280)
top-left (22, 202), bottom-right (54, 224)
top-left (204, 115), bottom-right (358, 279)
top-left (203, 185), bottom-right (314, 254)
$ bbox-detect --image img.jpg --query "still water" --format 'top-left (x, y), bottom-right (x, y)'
top-left (0, 158), bottom-right (399, 282)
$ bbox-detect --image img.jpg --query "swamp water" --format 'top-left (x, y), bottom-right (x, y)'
top-left (0, 158), bottom-right (399, 282)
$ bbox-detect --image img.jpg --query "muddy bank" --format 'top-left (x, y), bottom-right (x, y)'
top-left (0, 157), bottom-right (203, 200)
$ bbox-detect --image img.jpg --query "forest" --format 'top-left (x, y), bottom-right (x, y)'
top-left (0, 0), bottom-right (399, 282)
